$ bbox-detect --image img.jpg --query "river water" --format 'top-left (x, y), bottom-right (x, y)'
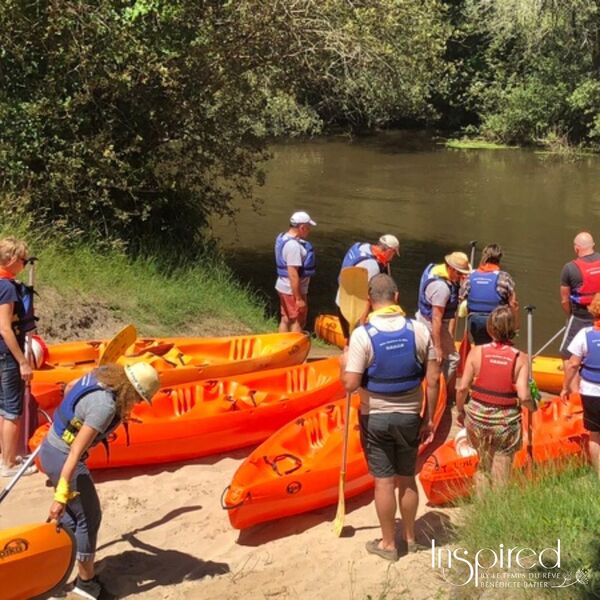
top-left (212, 132), bottom-right (600, 353)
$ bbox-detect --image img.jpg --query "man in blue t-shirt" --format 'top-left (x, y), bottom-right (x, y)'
top-left (0, 237), bottom-right (35, 477)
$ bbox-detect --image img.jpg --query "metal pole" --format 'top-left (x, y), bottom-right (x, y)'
top-left (19, 257), bottom-right (38, 456)
top-left (469, 240), bottom-right (478, 269)
top-left (525, 305), bottom-right (535, 465)
top-left (533, 325), bottom-right (566, 358)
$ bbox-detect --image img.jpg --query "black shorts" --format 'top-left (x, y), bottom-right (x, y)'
top-left (359, 412), bottom-right (422, 478)
top-left (468, 313), bottom-right (492, 345)
top-left (581, 394), bottom-right (600, 432)
top-left (559, 316), bottom-right (593, 359)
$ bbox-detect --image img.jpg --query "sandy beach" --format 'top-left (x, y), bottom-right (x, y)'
top-left (0, 403), bottom-right (460, 600)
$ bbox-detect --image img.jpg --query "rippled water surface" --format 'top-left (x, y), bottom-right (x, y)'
top-left (212, 133), bottom-right (600, 352)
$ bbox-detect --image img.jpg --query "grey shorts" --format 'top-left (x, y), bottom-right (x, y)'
top-left (359, 412), bottom-right (422, 477)
top-left (559, 316), bottom-right (592, 358)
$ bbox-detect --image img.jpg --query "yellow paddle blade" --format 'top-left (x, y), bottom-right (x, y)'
top-left (98, 324), bottom-right (137, 366)
top-left (332, 476), bottom-right (346, 536)
top-left (339, 267), bottom-right (369, 333)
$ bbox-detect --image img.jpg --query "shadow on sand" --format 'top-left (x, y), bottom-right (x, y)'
top-left (94, 506), bottom-right (228, 597)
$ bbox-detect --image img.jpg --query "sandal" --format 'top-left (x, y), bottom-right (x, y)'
top-left (365, 539), bottom-right (398, 562)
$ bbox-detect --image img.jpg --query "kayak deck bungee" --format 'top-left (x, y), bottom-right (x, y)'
top-left (315, 313), bottom-right (564, 394)
top-left (419, 394), bottom-right (587, 506)
top-left (223, 378), bottom-right (447, 529)
top-left (33, 331), bottom-right (311, 394)
top-left (0, 522), bottom-right (75, 600)
top-left (29, 357), bottom-right (345, 469)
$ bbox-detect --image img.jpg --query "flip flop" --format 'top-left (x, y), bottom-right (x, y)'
top-left (365, 539), bottom-right (398, 562)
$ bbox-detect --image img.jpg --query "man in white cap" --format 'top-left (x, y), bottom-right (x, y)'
top-left (274, 211), bottom-right (317, 332)
top-left (416, 251), bottom-right (471, 399)
top-left (335, 235), bottom-right (401, 340)
top-left (559, 231), bottom-right (600, 367)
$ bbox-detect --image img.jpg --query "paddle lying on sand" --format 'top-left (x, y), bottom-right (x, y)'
top-left (333, 266), bottom-right (369, 537)
top-left (98, 324), bottom-right (137, 365)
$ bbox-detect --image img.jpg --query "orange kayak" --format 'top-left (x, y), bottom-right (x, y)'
top-left (29, 358), bottom-right (345, 469)
top-left (0, 522), bottom-right (75, 600)
top-left (33, 331), bottom-right (310, 393)
top-left (419, 394), bottom-right (587, 506)
top-left (30, 382), bottom-right (64, 413)
top-left (316, 313), bottom-right (564, 394)
top-left (314, 314), bottom-right (346, 349)
top-left (223, 379), bottom-right (447, 529)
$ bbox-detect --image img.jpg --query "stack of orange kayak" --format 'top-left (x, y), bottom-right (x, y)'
top-left (0, 522), bottom-right (75, 600)
top-left (419, 394), bottom-right (587, 506)
top-left (315, 314), bottom-right (564, 394)
top-left (33, 331), bottom-right (310, 397)
top-left (29, 358), bottom-right (345, 469)
top-left (223, 379), bottom-right (447, 529)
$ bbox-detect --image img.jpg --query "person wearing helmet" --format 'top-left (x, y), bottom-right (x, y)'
top-left (40, 362), bottom-right (160, 600)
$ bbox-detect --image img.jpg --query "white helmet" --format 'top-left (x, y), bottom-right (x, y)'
top-left (454, 428), bottom-right (478, 458)
top-left (124, 363), bottom-right (160, 403)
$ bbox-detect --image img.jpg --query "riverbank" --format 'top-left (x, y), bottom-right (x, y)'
top-left (1, 223), bottom-right (274, 343)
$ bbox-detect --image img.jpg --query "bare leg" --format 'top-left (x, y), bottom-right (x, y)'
top-left (289, 319), bottom-right (302, 333)
top-left (278, 317), bottom-right (291, 333)
top-left (77, 557), bottom-right (95, 581)
top-left (589, 431), bottom-right (600, 477)
top-left (396, 475), bottom-right (419, 543)
top-left (1, 417), bottom-right (20, 469)
top-left (491, 453), bottom-right (513, 487)
top-left (474, 446), bottom-right (493, 499)
top-left (373, 476), bottom-right (397, 550)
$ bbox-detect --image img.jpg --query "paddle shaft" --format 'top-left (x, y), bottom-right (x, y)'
top-left (533, 325), bottom-right (566, 358)
top-left (525, 305), bottom-right (535, 463)
top-left (334, 267), bottom-right (369, 535)
top-left (0, 443), bottom-right (42, 504)
top-left (20, 258), bottom-right (38, 456)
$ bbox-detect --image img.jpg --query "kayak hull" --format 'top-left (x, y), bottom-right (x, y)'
top-left (29, 358), bottom-right (345, 469)
top-left (0, 522), bottom-right (75, 600)
top-left (33, 332), bottom-right (310, 396)
top-left (224, 379), bottom-right (447, 529)
top-left (419, 394), bottom-right (587, 506)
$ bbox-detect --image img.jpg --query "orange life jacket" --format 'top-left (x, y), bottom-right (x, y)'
top-left (471, 342), bottom-right (519, 407)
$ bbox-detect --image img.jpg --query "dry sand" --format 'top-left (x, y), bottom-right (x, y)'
top-left (0, 424), bottom-right (460, 600)
top-left (0, 347), bottom-right (461, 600)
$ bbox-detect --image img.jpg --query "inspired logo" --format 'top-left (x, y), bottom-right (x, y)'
top-left (0, 538), bottom-right (29, 560)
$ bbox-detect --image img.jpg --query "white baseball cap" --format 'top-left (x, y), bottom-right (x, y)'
top-left (290, 211), bottom-right (317, 226)
top-left (378, 234), bottom-right (400, 255)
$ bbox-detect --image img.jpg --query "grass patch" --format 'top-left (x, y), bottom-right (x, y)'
top-left (444, 138), bottom-right (518, 150)
top-left (0, 221), bottom-right (275, 337)
top-left (452, 461), bottom-right (600, 598)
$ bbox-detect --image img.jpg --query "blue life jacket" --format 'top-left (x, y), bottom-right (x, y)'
top-left (417, 264), bottom-right (458, 320)
top-left (274, 233), bottom-right (316, 278)
top-left (338, 242), bottom-right (385, 282)
top-left (467, 270), bottom-right (503, 313)
top-left (581, 328), bottom-right (600, 384)
top-left (53, 373), bottom-right (121, 447)
top-left (0, 278), bottom-right (37, 345)
top-left (361, 320), bottom-right (425, 395)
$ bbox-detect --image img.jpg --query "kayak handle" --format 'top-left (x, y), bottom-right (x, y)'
top-left (220, 485), bottom-right (247, 511)
top-left (263, 453), bottom-right (302, 477)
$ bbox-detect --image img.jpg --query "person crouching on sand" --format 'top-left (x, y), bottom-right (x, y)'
top-left (41, 362), bottom-right (159, 600)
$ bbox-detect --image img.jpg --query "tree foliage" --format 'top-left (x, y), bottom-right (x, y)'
top-left (0, 0), bottom-right (449, 249)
